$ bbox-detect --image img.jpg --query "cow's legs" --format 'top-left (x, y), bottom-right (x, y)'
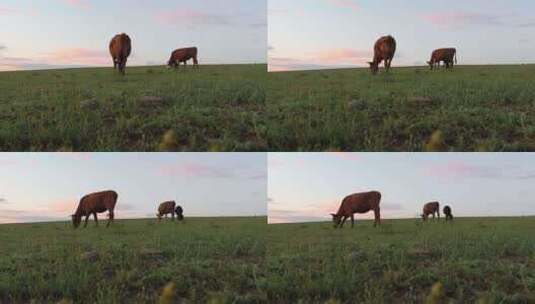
top-left (112, 58), bottom-right (117, 70)
top-left (340, 216), bottom-right (348, 228)
top-left (172, 211), bottom-right (175, 221)
top-left (120, 58), bottom-right (127, 75)
top-left (93, 212), bottom-right (98, 226)
top-left (107, 211), bottom-right (114, 227)
top-left (350, 214), bottom-right (355, 228)
top-left (437, 209), bottom-right (441, 220)
top-left (193, 57), bottom-right (199, 69)
top-left (84, 215), bottom-right (90, 228)
top-left (374, 207), bottom-right (381, 227)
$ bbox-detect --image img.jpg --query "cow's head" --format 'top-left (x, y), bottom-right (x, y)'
top-left (330, 213), bottom-right (342, 228)
top-left (167, 59), bottom-right (176, 69)
top-left (420, 214), bottom-right (427, 221)
top-left (156, 213), bottom-right (163, 220)
top-left (368, 62), bottom-right (379, 74)
top-left (427, 61), bottom-right (434, 70)
top-left (71, 214), bottom-right (81, 228)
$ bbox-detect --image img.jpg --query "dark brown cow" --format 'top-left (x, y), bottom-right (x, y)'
top-left (167, 47), bottom-right (198, 69)
top-left (427, 48), bottom-right (457, 70)
top-left (368, 35), bottom-right (396, 74)
top-left (109, 33), bottom-right (132, 75)
top-left (157, 201), bottom-right (176, 221)
top-left (72, 190), bottom-right (118, 228)
top-left (330, 191), bottom-right (381, 228)
top-left (443, 205), bottom-right (453, 221)
top-left (175, 205), bottom-right (184, 221)
top-left (421, 201), bottom-right (440, 221)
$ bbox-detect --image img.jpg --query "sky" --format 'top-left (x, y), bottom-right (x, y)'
top-left (268, 153), bottom-right (535, 224)
top-left (0, 153), bottom-right (267, 224)
top-left (0, 0), bottom-right (266, 71)
top-left (268, 0), bottom-right (535, 71)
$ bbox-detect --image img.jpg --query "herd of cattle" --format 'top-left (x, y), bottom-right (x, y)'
top-left (368, 35), bottom-right (458, 74)
top-left (71, 190), bottom-right (184, 229)
top-left (109, 32), bottom-right (450, 76)
top-left (330, 191), bottom-right (454, 228)
top-left (108, 33), bottom-right (199, 75)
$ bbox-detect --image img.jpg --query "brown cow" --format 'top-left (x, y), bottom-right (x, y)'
top-left (443, 205), bottom-right (453, 221)
top-left (427, 48), bottom-right (457, 70)
top-left (421, 201), bottom-right (440, 221)
top-left (109, 33), bottom-right (132, 75)
top-left (167, 47), bottom-right (199, 69)
top-left (72, 190), bottom-right (118, 228)
top-left (157, 200), bottom-right (176, 221)
top-left (330, 191), bottom-right (381, 228)
top-left (368, 35), bottom-right (396, 74)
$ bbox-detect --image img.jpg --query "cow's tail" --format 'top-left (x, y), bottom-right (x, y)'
top-left (454, 50), bottom-right (457, 65)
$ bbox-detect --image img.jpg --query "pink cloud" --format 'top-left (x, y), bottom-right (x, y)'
top-left (60, 0), bottom-right (90, 9)
top-left (329, 152), bottom-right (361, 161)
top-left (423, 11), bottom-right (502, 29)
top-left (269, 48), bottom-right (372, 72)
top-left (327, 0), bottom-right (359, 12)
top-left (1, 48), bottom-right (109, 71)
top-left (0, 6), bottom-right (22, 15)
top-left (159, 162), bottom-right (232, 179)
top-left (46, 48), bottom-right (109, 65)
top-left (155, 9), bottom-right (229, 26)
top-left (423, 161), bottom-right (501, 179)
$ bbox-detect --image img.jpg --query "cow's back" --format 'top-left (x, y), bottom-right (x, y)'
top-left (172, 47), bottom-right (197, 62)
top-left (109, 33), bottom-right (131, 58)
top-left (375, 36), bottom-right (396, 59)
top-left (158, 201), bottom-right (176, 214)
top-left (423, 202), bottom-right (439, 214)
top-left (80, 190), bottom-right (118, 213)
top-left (342, 191), bottom-right (381, 213)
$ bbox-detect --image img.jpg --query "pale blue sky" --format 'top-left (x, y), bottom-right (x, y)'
top-left (268, 153), bottom-right (535, 223)
top-left (269, 0), bottom-right (535, 71)
top-left (0, 153), bottom-right (267, 224)
top-left (0, 0), bottom-right (266, 71)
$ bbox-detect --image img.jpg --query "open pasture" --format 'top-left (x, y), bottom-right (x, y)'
top-left (265, 217), bottom-right (535, 303)
top-left (0, 217), bottom-right (266, 303)
top-left (0, 64), bottom-right (266, 151)
top-left (267, 65), bottom-right (535, 151)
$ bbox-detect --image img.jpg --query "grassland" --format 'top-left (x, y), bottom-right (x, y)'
top-left (265, 217), bottom-right (535, 303)
top-left (0, 217), bottom-right (266, 303)
top-left (267, 65), bottom-right (535, 151)
top-left (0, 64), bottom-right (266, 151)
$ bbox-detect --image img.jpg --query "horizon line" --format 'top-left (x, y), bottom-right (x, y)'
top-left (0, 215), bottom-right (268, 226)
top-left (0, 62), bottom-right (268, 73)
top-left (269, 214), bottom-right (535, 225)
top-left (268, 63), bottom-right (535, 73)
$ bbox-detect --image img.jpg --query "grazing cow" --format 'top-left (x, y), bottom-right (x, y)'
top-left (368, 35), bottom-right (396, 74)
top-left (109, 33), bottom-right (132, 75)
top-left (175, 205), bottom-right (184, 221)
top-left (167, 47), bottom-right (199, 70)
top-left (421, 201), bottom-right (440, 221)
top-left (157, 201), bottom-right (176, 221)
top-left (72, 190), bottom-right (118, 228)
top-left (330, 191), bottom-right (381, 228)
top-left (443, 205), bottom-right (453, 221)
top-left (427, 48), bottom-right (457, 70)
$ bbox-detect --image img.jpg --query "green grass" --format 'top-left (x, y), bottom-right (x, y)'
top-left (0, 217), bottom-right (266, 303)
top-left (0, 64), bottom-right (266, 151)
top-left (265, 217), bottom-right (535, 303)
top-left (267, 65), bottom-right (535, 151)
